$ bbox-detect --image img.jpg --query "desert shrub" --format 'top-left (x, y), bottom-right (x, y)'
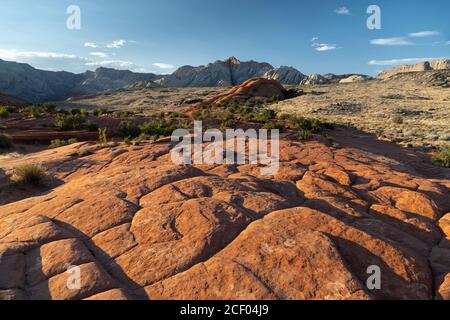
top-left (254, 109), bottom-right (277, 123)
top-left (114, 110), bottom-right (135, 118)
top-left (0, 106), bottom-right (10, 118)
top-left (167, 111), bottom-right (188, 119)
top-left (42, 103), bottom-right (56, 113)
top-left (287, 116), bottom-right (323, 133)
top-left (266, 95), bottom-right (280, 104)
top-left (140, 119), bottom-right (178, 137)
top-left (85, 120), bottom-right (99, 132)
top-left (297, 130), bottom-right (313, 141)
top-left (57, 109), bottom-right (70, 115)
top-left (262, 121), bottom-right (284, 131)
top-left (11, 163), bottom-right (47, 186)
top-left (433, 145), bottom-right (450, 168)
top-left (118, 121), bottom-right (141, 139)
top-left (220, 119), bottom-right (236, 130)
top-left (0, 134), bottom-right (13, 149)
top-left (20, 106), bottom-right (42, 118)
top-left (54, 114), bottom-right (86, 131)
top-left (238, 105), bottom-right (253, 119)
top-left (392, 115), bottom-right (404, 125)
top-left (48, 138), bottom-right (78, 149)
top-left (93, 108), bottom-right (108, 116)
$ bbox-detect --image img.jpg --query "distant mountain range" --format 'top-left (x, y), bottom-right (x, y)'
top-left (0, 59), bottom-right (162, 103)
top-left (1, 57), bottom-right (448, 104)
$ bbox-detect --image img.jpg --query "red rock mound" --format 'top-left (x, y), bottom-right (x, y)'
top-left (201, 78), bottom-right (286, 105)
top-left (0, 132), bottom-right (449, 300)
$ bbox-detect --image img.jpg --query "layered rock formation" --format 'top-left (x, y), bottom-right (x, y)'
top-left (0, 60), bottom-right (161, 103)
top-left (0, 131), bottom-right (449, 300)
top-left (157, 57), bottom-right (273, 88)
top-left (200, 78), bottom-right (286, 105)
top-left (339, 75), bottom-right (370, 83)
top-left (263, 66), bottom-right (306, 84)
top-left (377, 59), bottom-right (450, 79)
top-left (300, 73), bottom-right (330, 85)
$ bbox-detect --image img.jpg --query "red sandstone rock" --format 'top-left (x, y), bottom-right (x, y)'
top-left (0, 135), bottom-right (448, 300)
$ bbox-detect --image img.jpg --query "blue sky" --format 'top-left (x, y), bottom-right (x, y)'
top-left (0, 0), bottom-right (448, 75)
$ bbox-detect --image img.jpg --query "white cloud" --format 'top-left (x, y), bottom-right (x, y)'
top-left (334, 7), bottom-right (350, 15)
top-left (85, 59), bottom-right (147, 72)
top-left (152, 63), bottom-right (175, 69)
top-left (89, 52), bottom-right (108, 58)
top-left (315, 45), bottom-right (337, 51)
top-left (106, 40), bottom-right (127, 49)
top-left (370, 37), bottom-right (414, 46)
top-left (0, 49), bottom-right (78, 60)
top-left (408, 31), bottom-right (440, 37)
top-left (312, 42), bottom-right (337, 51)
top-left (368, 57), bottom-right (448, 66)
top-left (311, 37), bottom-right (319, 42)
top-left (84, 42), bottom-right (98, 48)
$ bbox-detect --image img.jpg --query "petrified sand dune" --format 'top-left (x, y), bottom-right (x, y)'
top-left (201, 78), bottom-right (286, 105)
top-left (0, 134), bottom-right (449, 300)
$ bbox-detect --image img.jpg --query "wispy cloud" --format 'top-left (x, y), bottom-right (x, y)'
top-left (84, 42), bottom-right (98, 48)
top-left (408, 31), bottom-right (440, 37)
top-left (0, 49), bottom-right (78, 60)
top-left (368, 57), bottom-right (448, 66)
top-left (152, 63), bottom-right (175, 69)
top-left (106, 40), bottom-right (127, 49)
top-left (89, 52), bottom-right (108, 58)
top-left (312, 42), bottom-right (337, 52)
top-left (370, 37), bottom-right (414, 46)
top-left (334, 7), bottom-right (351, 15)
top-left (315, 44), bottom-right (337, 51)
top-left (311, 37), bottom-right (318, 42)
top-left (85, 59), bottom-right (146, 72)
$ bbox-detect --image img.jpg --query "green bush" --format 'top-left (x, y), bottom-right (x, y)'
top-left (12, 163), bottom-right (47, 186)
top-left (48, 138), bottom-right (78, 149)
top-left (297, 130), bottom-right (313, 141)
top-left (54, 114), bottom-right (86, 131)
top-left (254, 109), bottom-right (277, 123)
top-left (0, 134), bottom-right (13, 149)
top-left (0, 106), bottom-right (10, 118)
top-left (118, 121), bottom-right (141, 139)
top-left (114, 110), bottom-right (135, 118)
top-left (42, 103), bottom-right (56, 113)
top-left (433, 145), bottom-right (450, 168)
top-left (140, 119), bottom-right (178, 137)
top-left (262, 121), bottom-right (284, 130)
top-left (85, 120), bottom-right (99, 132)
top-left (20, 106), bottom-right (42, 118)
top-left (287, 116), bottom-right (323, 133)
top-left (392, 115), bottom-right (404, 125)
top-left (93, 108), bottom-right (108, 116)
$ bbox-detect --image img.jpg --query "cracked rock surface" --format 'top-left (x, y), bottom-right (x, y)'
top-left (0, 134), bottom-right (449, 300)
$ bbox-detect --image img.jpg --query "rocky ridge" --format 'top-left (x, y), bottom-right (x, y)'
top-left (377, 59), bottom-right (450, 79)
top-left (0, 59), bottom-right (162, 103)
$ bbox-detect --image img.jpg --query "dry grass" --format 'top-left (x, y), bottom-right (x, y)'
top-left (11, 163), bottom-right (48, 186)
top-left (275, 73), bottom-right (450, 148)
